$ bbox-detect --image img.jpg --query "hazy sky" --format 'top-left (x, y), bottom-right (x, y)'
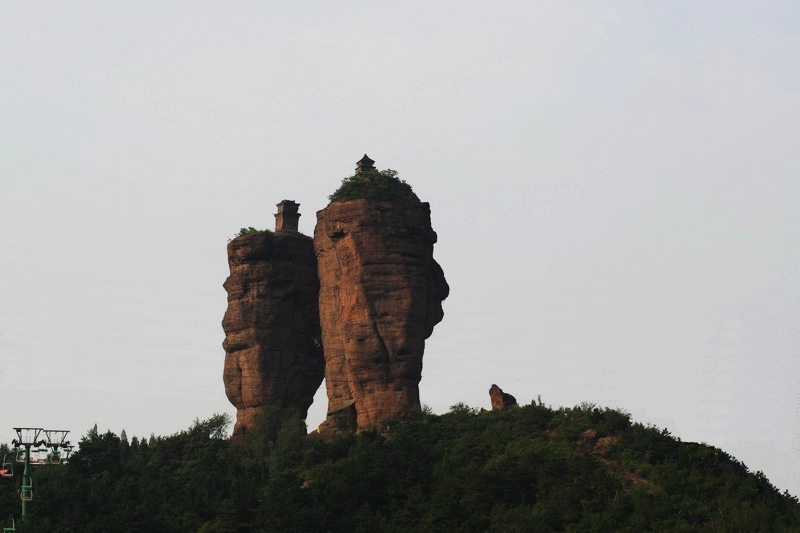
top-left (1, 1), bottom-right (798, 496)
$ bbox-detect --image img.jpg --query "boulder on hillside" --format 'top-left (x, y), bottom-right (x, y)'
top-left (489, 384), bottom-right (518, 410)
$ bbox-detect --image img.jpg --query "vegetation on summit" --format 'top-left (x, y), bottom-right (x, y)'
top-left (328, 169), bottom-right (414, 203)
top-left (1, 401), bottom-right (798, 532)
top-left (235, 227), bottom-right (270, 237)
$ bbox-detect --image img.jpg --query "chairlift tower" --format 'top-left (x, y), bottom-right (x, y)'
top-left (10, 427), bottom-right (70, 520)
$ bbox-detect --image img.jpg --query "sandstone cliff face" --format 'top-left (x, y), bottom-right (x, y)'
top-left (222, 231), bottom-right (324, 438)
top-left (314, 196), bottom-right (449, 431)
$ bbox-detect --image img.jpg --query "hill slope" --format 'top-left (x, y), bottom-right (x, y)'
top-left (2, 401), bottom-right (798, 532)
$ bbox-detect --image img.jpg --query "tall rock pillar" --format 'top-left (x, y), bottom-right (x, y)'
top-left (222, 201), bottom-right (324, 438)
top-left (314, 161), bottom-right (449, 431)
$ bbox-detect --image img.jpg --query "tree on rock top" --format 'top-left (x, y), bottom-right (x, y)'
top-left (328, 169), bottom-right (415, 203)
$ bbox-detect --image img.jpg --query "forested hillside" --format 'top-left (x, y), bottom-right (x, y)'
top-left (2, 401), bottom-right (798, 532)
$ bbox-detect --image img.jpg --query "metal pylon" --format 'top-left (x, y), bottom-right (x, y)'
top-left (10, 427), bottom-right (70, 521)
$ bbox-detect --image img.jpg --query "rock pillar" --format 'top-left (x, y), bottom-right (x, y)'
top-left (222, 225), bottom-right (324, 438)
top-left (314, 195), bottom-right (449, 431)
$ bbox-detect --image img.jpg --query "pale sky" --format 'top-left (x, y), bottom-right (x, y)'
top-left (1, 1), bottom-right (798, 496)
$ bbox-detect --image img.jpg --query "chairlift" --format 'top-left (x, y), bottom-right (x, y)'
top-left (20, 479), bottom-right (32, 501)
top-left (0, 456), bottom-right (13, 478)
top-left (31, 448), bottom-right (48, 464)
top-left (62, 445), bottom-right (74, 462)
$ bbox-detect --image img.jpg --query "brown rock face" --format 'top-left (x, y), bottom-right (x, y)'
top-left (315, 197), bottom-right (449, 431)
top-left (489, 384), bottom-right (518, 410)
top-left (222, 230), bottom-right (324, 438)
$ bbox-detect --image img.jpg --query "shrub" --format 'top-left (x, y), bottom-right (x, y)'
top-left (235, 227), bottom-right (270, 237)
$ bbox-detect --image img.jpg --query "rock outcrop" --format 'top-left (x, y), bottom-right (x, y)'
top-left (315, 191), bottom-right (449, 431)
top-left (222, 161), bottom-right (450, 437)
top-left (222, 204), bottom-right (324, 438)
top-left (489, 384), bottom-right (517, 410)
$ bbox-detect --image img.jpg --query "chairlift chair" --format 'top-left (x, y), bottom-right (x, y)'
top-left (48, 451), bottom-right (61, 465)
top-left (2, 518), bottom-right (14, 532)
top-left (20, 480), bottom-right (32, 501)
top-left (62, 445), bottom-right (74, 462)
top-left (31, 448), bottom-right (48, 464)
top-left (14, 450), bottom-right (25, 464)
top-left (0, 456), bottom-right (13, 477)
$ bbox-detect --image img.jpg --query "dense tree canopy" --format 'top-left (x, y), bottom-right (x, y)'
top-left (1, 403), bottom-right (797, 532)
